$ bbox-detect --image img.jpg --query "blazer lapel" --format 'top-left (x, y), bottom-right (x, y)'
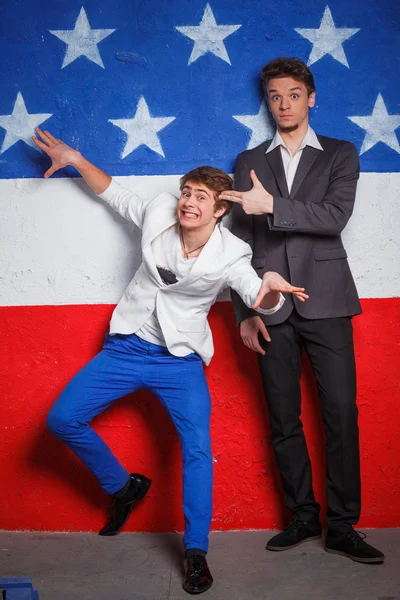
top-left (142, 214), bottom-right (178, 286)
top-left (142, 210), bottom-right (177, 250)
top-left (142, 244), bottom-right (163, 285)
top-left (265, 146), bottom-right (290, 199)
top-left (289, 146), bottom-right (321, 199)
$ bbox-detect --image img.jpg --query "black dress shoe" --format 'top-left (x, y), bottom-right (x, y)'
top-left (183, 554), bottom-right (213, 595)
top-left (325, 529), bottom-right (385, 563)
top-left (98, 473), bottom-right (151, 536)
top-left (266, 518), bottom-right (322, 551)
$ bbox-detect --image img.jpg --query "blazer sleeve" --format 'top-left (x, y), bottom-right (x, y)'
top-left (270, 142), bottom-right (360, 236)
top-left (224, 254), bottom-right (284, 316)
top-left (98, 178), bottom-right (150, 230)
top-left (229, 152), bottom-right (259, 324)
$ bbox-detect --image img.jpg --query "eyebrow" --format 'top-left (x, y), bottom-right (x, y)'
top-left (268, 86), bottom-right (303, 94)
top-left (182, 185), bottom-right (210, 196)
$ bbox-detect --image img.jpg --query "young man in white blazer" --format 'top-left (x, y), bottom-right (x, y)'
top-left (32, 128), bottom-right (307, 595)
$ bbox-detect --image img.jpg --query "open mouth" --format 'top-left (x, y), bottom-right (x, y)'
top-left (181, 210), bottom-right (200, 220)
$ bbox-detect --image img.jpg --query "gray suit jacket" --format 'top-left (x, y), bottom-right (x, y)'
top-left (230, 134), bottom-right (362, 325)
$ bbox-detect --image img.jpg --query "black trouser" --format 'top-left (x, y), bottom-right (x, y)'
top-left (257, 311), bottom-right (361, 533)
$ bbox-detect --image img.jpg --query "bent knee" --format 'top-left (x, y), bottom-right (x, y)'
top-left (46, 406), bottom-right (76, 437)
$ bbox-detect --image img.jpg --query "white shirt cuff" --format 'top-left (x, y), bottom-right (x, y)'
top-left (256, 293), bottom-right (285, 315)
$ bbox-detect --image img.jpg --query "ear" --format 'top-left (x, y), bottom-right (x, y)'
top-left (308, 92), bottom-right (316, 109)
top-left (213, 206), bottom-right (227, 220)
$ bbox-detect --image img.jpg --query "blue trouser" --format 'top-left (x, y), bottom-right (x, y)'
top-left (47, 333), bottom-right (213, 552)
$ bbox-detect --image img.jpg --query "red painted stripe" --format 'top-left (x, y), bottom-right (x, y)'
top-left (1, 299), bottom-right (399, 531)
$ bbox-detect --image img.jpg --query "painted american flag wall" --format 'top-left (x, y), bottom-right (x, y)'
top-left (1, 0), bottom-right (399, 532)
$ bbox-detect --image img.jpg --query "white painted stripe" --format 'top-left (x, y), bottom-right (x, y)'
top-left (0, 173), bottom-right (399, 306)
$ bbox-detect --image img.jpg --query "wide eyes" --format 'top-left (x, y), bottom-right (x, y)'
top-left (271, 94), bottom-right (300, 101)
top-left (181, 192), bottom-right (206, 201)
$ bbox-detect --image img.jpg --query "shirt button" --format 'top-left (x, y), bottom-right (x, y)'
top-left (147, 305), bottom-right (152, 311)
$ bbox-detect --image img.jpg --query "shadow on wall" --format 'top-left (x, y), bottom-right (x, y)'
top-left (26, 387), bottom-right (183, 534)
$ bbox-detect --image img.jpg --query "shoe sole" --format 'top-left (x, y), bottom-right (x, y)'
top-left (183, 582), bottom-right (213, 595)
top-left (99, 478), bottom-right (152, 536)
top-left (267, 534), bottom-right (322, 551)
top-left (324, 548), bottom-right (385, 563)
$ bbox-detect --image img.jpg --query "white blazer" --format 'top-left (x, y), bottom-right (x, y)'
top-left (99, 179), bottom-right (283, 365)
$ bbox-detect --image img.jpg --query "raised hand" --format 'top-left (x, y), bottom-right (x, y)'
top-left (219, 170), bottom-right (274, 215)
top-left (32, 128), bottom-right (80, 178)
top-left (253, 271), bottom-right (309, 309)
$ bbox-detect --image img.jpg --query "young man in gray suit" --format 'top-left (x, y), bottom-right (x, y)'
top-left (220, 57), bottom-right (384, 563)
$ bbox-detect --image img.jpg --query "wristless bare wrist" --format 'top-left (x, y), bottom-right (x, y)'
top-left (70, 151), bottom-right (85, 170)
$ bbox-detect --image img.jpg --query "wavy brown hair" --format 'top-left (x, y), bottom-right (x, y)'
top-left (261, 57), bottom-right (316, 96)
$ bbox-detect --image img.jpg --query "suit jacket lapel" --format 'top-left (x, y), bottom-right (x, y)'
top-left (142, 211), bottom-right (177, 250)
top-left (265, 146), bottom-right (290, 199)
top-left (142, 213), bottom-right (178, 286)
top-left (289, 146), bottom-right (321, 199)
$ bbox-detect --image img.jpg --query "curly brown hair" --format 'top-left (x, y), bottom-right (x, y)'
top-left (180, 166), bottom-right (233, 223)
top-left (261, 57), bottom-right (316, 96)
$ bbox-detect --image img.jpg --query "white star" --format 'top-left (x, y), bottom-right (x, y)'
top-left (0, 92), bottom-right (52, 154)
top-left (49, 7), bottom-right (115, 69)
top-left (295, 6), bottom-right (360, 68)
top-left (348, 94), bottom-right (400, 155)
top-left (233, 103), bottom-right (274, 150)
top-left (176, 3), bottom-right (241, 65)
top-left (109, 96), bottom-right (176, 159)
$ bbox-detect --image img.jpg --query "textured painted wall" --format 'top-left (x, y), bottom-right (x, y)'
top-left (1, 0), bottom-right (400, 533)
top-left (1, 300), bottom-right (399, 532)
top-left (1, 173), bottom-right (399, 306)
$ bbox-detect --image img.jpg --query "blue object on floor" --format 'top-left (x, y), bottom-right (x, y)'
top-left (0, 578), bottom-right (39, 599)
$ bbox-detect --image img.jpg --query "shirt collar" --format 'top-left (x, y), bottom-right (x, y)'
top-left (266, 126), bottom-right (323, 154)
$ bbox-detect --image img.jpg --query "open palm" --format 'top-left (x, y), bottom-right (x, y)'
top-left (32, 128), bottom-right (79, 178)
top-left (253, 271), bottom-right (309, 309)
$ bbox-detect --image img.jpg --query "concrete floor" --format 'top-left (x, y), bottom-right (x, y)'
top-left (0, 529), bottom-right (398, 600)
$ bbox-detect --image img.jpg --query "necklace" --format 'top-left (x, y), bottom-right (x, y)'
top-left (179, 227), bottom-right (207, 259)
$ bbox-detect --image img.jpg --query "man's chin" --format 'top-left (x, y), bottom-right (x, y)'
top-left (279, 123), bottom-right (299, 133)
top-left (179, 219), bottom-right (198, 229)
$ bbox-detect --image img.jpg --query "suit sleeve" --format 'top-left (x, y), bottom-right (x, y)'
top-left (229, 153), bottom-right (259, 324)
top-left (270, 142), bottom-right (360, 236)
top-left (98, 178), bottom-right (150, 230)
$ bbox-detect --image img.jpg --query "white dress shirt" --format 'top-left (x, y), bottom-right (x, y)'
top-left (266, 126), bottom-right (323, 193)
